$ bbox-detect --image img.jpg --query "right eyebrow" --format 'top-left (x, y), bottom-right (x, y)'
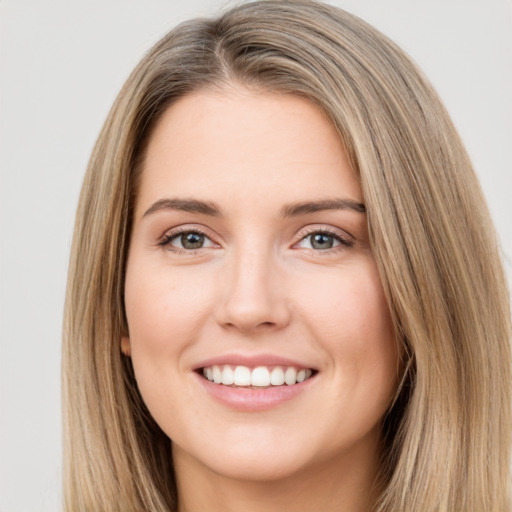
top-left (143, 198), bottom-right (222, 218)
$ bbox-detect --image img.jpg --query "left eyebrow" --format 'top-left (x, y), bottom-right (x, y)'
top-left (280, 199), bottom-right (366, 217)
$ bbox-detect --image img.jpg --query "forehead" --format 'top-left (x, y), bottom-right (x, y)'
top-left (136, 86), bottom-right (362, 215)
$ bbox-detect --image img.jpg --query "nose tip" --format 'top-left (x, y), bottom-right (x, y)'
top-left (214, 261), bottom-right (291, 334)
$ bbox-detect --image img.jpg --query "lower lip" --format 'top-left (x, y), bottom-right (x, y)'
top-left (194, 372), bottom-right (316, 411)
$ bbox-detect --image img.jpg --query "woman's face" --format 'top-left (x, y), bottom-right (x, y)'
top-left (123, 86), bottom-right (398, 482)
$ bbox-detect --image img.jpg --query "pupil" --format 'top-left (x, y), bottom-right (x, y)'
top-left (311, 233), bottom-right (333, 249)
top-left (182, 232), bottom-right (204, 249)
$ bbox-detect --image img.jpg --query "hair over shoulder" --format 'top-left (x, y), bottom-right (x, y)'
top-left (63, 1), bottom-right (512, 510)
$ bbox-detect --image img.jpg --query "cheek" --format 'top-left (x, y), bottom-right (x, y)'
top-left (123, 262), bottom-right (218, 428)
top-left (124, 264), bottom-right (215, 354)
top-left (295, 260), bottom-right (393, 338)
top-left (293, 260), bottom-right (397, 394)
top-left (123, 262), bottom-right (218, 417)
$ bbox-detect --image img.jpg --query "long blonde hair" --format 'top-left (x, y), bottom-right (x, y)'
top-left (63, 1), bottom-right (511, 510)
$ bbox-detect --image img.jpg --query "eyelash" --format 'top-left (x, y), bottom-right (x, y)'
top-left (158, 227), bottom-right (354, 254)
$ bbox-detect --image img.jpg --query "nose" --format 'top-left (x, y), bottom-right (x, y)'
top-left (214, 246), bottom-right (291, 334)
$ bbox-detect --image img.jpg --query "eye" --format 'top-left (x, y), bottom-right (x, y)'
top-left (160, 230), bottom-right (216, 251)
top-left (295, 230), bottom-right (352, 251)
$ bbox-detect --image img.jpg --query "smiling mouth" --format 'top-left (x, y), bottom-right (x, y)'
top-left (199, 365), bottom-right (316, 388)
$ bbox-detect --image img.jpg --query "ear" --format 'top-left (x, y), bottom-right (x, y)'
top-left (121, 336), bottom-right (132, 357)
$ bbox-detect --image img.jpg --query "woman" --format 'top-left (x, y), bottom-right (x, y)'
top-left (62, 1), bottom-right (511, 510)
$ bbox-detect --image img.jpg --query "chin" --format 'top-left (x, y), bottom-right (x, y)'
top-left (174, 427), bottom-right (315, 483)
top-left (204, 452), bottom-right (309, 483)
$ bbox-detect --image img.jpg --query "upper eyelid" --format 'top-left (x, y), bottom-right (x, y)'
top-left (296, 224), bottom-right (354, 242)
top-left (160, 224), bottom-right (214, 239)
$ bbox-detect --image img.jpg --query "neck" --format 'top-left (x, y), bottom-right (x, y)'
top-left (173, 439), bottom-right (381, 512)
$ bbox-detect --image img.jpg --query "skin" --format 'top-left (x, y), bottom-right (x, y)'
top-left (122, 85), bottom-right (399, 512)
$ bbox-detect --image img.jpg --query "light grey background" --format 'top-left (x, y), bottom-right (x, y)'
top-left (1, 1), bottom-right (511, 511)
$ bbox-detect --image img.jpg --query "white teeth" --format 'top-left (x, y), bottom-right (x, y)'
top-left (270, 367), bottom-right (285, 385)
top-left (251, 366), bottom-right (271, 387)
top-left (221, 365), bottom-right (234, 385)
top-left (284, 367), bottom-right (297, 385)
top-left (202, 364), bottom-right (314, 387)
top-left (233, 366), bottom-right (251, 386)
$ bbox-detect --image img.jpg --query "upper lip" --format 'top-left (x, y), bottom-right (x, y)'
top-left (194, 353), bottom-right (317, 371)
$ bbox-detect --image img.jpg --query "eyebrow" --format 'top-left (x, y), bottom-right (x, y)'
top-left (143, 198), bottom-right (222, 217)
top-left (142, 197), bottom-right (366, 219)
top-left (280, 199), bottom-right (366, 217)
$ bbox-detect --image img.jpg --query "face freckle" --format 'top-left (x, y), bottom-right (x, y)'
top-left (123, 85), bottom-right (398, 485)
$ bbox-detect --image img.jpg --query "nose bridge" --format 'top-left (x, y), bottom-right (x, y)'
top-left (215, 236), bottom-right (290, 332)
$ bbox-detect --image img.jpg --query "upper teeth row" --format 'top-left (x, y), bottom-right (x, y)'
top-left (202, 365), bottom-right (313, 387)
